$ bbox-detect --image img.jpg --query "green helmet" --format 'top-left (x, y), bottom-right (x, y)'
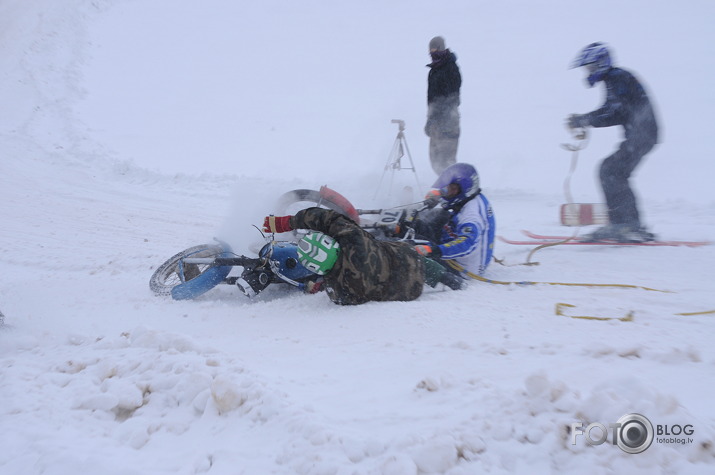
top-left (297, 232), bottom-right (340, 275)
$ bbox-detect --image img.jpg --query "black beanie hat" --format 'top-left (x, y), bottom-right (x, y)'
top-left (429, 36), bottom-right (446, 51)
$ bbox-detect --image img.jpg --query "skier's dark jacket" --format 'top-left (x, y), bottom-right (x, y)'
top-left (427, 51), bottom-right (461, 103)
top-left (290, 208), bottom-right (424, 305)
top-left (426, 50), bottom-right (461, 138)
top-left (580, 67), bottom-right (658, 148)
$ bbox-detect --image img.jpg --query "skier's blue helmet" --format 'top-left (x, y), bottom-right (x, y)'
top-left (432, 163), bottom-right (480, 207)
top-left (570, 42), bottom-right (612, 87)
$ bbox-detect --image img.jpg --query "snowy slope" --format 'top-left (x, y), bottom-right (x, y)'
top-left (1, 1), bottom-right (715, 474)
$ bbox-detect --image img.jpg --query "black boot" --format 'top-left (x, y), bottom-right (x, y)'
top-left (439, 270), bottom-right (465, 290)
top-left (584, 224), bottom-right (656, 243)
top-left (423, 257), bottom-right (465, 290)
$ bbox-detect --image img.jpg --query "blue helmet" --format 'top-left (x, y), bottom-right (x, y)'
top-left (570, 42), bottom-right (612, 87)
top-left (432, 163), bottom-right (480, 207)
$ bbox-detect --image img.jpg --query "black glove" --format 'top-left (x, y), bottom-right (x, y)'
top-left (567, 114), bottom-right (588, 129)
top-left (423, 189), bottom-right (441, 209)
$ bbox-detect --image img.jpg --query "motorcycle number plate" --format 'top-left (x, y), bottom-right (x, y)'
top-left (377, 209), bottom-right (404, 225)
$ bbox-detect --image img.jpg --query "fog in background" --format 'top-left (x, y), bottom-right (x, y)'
top-left (4, 0), bottom-right (710, 204)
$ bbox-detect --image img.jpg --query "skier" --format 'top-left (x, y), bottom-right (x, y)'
top-left (261, 207), bottom-right (463, 305)
top-left (413, 163), bottom-right (495, 277)
top-left (425, 36), bottom-right (462, 175)
top-left (567, 42), bottom-right (659, 242)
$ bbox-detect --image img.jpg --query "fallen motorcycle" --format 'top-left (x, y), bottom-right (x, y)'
top-left (149, 186), bottom-right (438, 300)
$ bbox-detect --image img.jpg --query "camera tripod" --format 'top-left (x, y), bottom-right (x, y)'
top-left (374, 119), bottom-right (423, 200)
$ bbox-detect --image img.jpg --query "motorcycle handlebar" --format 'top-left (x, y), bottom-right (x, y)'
top-left (182, 256), bottom-right (261, 267)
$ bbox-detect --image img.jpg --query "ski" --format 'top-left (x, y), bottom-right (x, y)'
top-left (496, 231), bottom-right (710, 247)
top-left (522, 230), bottom-right (710, 246)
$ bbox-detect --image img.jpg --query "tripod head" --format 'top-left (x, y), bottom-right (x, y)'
top-left (391, 119), bottom-right (405, 132)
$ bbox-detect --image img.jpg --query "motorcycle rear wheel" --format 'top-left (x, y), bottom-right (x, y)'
top-left (274, 189), bottom-right (353, 217)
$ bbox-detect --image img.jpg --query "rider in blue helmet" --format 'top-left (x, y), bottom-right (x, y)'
top-left (570, 42), bottom-right (612, 88)
top-left (432, 162), bottom-right (481, 207)
top-left (414, 162), bottom-right (496, 277)
top-left (567, 42), bottom-right (659, 242)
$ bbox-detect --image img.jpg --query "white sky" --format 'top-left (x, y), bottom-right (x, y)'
top-left (68, 0), bottom-right (715, 204)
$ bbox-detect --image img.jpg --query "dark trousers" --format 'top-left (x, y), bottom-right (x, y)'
top-left (599, 140), bottom-right (655, 227)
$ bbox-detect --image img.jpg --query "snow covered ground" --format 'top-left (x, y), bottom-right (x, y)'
top-left (1, 1), bottom-right (714, 473)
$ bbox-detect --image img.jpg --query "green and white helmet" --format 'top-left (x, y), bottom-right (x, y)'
top-left (297, 232), bottom-right (340, 275)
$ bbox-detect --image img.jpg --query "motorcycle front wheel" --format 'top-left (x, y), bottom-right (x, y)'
top-left (150, 244), bottom-right (232, 300)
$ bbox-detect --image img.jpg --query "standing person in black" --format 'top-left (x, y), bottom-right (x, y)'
top-left (425, 36), bottom-right (462, 175)
top-left (567, 42), bottom-right (659, 242)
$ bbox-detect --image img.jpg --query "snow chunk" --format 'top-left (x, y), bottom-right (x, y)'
top-left (410, 436), bottom-right (458, 473)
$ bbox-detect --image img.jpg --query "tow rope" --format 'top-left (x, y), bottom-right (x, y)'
top-left (675, 309), bottom-right (715, 316)
top-left (556, 303), bottom-right (634, 322)
top-left (556, 304), bottom-right (715, 321)
top-left (445, 260), bottom-right (671, 293)
top-left (446, 261), bottom-right (715, 321)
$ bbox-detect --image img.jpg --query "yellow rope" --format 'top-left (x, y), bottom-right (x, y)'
top-left (524, 232), bottom-right (580, 265)
top-left (675, 309), bottom-right (715, 316)
top-left (490, 233), bottom-right (580, 268)
top-left (446, 259), bottom-right (711, 318)
top-left (445, 260), bottom-right (671, 293)
top-left (555, 303), bottom-right (634, 322)
top-left (492, 255), bottom-right (539, 267)
top-left (556, 303), bottom-right (715, 321)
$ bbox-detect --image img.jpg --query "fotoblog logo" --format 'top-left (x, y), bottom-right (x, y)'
top-left (571, 413), bottom-right (654, 454)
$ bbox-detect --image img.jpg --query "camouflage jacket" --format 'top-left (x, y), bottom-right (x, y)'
top-left (290, 208), bottom-right (424, 305)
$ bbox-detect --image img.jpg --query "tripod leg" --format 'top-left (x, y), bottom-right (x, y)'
top-left (400, 136), bottom-right (423, 191)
